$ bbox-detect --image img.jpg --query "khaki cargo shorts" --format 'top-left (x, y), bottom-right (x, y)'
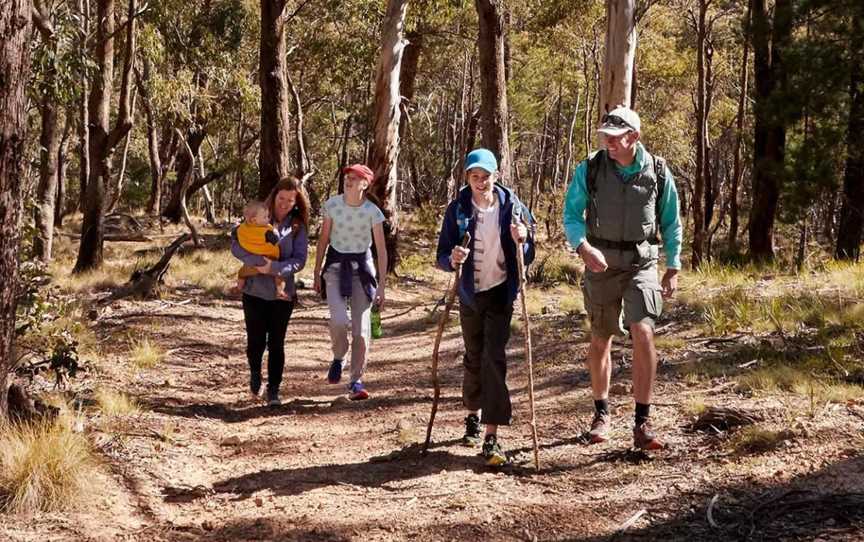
top-left (581, 247), bottom-right (663, 338)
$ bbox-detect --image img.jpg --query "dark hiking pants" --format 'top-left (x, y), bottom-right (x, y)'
top-left (242, 293), bottom-right (295, 393)
top-left (459, 282), bottom-right (514, 426)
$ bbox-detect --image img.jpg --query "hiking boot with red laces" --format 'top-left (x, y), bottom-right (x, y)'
top-left (633, 420), bottom-right (664, 450)
top-left (589, 412), bottom-right (611, 443)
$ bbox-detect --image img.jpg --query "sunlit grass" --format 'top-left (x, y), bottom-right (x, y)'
top-left (169, 249), bottom-right (238, 293)
top-left (129, 337), bottom-right (165, 369)
top-left (730, 425), bottom-right (790, 454)
top-left (94, 388), bottom-right (139, 417)
top-left (0, 418), bottom-right (97, 513)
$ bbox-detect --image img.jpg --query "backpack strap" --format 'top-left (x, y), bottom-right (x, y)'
top-left (586, 150), bottom-right (605, 198)
top-left (653, 154), bottom-right (667, 240)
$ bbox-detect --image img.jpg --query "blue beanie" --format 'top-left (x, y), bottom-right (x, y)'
top-left (464, 148), bottom-right (498, 173)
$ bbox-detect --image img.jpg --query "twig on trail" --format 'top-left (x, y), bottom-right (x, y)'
top-left (707, 494), bottom-right (721, 528)
top-left (617, 509), bottom-right (647, 532)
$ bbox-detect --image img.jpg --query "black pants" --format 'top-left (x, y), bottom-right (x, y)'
top-left (242, 294), bottom-right (295, 392)
top-left (459, 282), bottom-right (514, 426)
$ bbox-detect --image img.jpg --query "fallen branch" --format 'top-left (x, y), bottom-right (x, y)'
top-left (689, 406), bottom-right (762, 433)
top-left (97, 233), bottom-right (191, 305)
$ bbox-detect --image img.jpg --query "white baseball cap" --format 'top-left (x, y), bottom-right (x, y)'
top-left (597, 106), bottom-right (641, 136)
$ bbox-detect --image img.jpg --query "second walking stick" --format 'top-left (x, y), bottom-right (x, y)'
top-left (423, 233), bottom-right (471, 455)
top-left (514, 218), bottom-right (540, 471)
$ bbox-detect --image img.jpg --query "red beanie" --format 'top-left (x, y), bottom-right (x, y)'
top-left (343, 164), bottom-right (374, 183)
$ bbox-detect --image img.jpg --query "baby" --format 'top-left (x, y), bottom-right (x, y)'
top-left (235, 200), bottom-right (287, 299)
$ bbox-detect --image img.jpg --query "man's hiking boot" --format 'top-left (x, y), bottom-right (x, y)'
top-left (482, 434), bottom-right (507, 467)
top-left (348, 381), bottom-right (369, 401)
top-left (589, 411), bottom-right (611, 443)
top-left (266, 389), bottom-right (281, 407)
top-left (327, 359), bottom-right (345, 384)
top-left (462, 414), bottom-right (482, 447)
top-left (250, 372), bottom-right (262, 399)
top-left (633, 419), bottom-right (664, 450)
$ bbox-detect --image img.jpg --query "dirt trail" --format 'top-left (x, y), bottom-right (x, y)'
top-left (3, 272), bottom-right (864, 541)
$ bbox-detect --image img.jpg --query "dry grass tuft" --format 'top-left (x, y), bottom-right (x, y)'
top-left (730, 425), bottom-right (792, 454)
top-left (129, 337), bottom-right (166, 369)
top-left (94, 388), bottom-right (140, 417)
top-left (0, 418), bottom-right (97, 513)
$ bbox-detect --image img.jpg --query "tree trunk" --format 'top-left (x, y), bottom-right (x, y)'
top-left (369, 0), bottom-right (409, 274)
top-left (34, 95), bottom-right (63, 262)
top-left (728, 0), bottom-right (752, 252)
top-left (1, 0), bottom-right (33, 418)
top-left (691, 2), bottom-right (708, 269)
top-left (475, 0), bottom-right (512, 183)
top-left (55, 116), bottom-right (72, 227)
top-left (258, 0), bottom-right (291, 199)
top-left (286, 69), bottom-right (320, 213)
top-left (106, 93), bottom-right (135, 214)
top-left (600, 0), bottom-right (636, 114)
top-left (76, 0), bottom-right (89, 213)
top-left (835, 7), bottom-right (864, 261)
top-left (161, 129), bottom-right (206, 222)
top-left (74, 0), bottom-right (136, 273)
top-left (748, 0), bottom-right (792, 262)
top-left (136, 60), bottom-right (163, 215)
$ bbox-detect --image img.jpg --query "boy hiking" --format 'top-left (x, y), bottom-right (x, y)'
top-left (435, 148), bottom-right (535, 466)
top-left (313, 164), bottom-right (387, 401)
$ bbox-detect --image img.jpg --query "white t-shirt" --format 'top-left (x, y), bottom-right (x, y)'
top-left (323, 195), bottom-right (386, 253)
top-left (472, 199), bottom-right (507, 292)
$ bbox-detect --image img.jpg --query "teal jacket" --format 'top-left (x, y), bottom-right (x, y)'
top-left (562, 143), bottom-right (683, 269)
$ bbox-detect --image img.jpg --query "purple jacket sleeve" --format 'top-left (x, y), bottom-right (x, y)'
top-left (270, 225), bottom-right (309, 277)
top-left (230, 227), bottom-right (267, 267)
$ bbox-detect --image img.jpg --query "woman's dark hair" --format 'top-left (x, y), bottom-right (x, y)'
top-left (265, 177), bottom-right (310, 236)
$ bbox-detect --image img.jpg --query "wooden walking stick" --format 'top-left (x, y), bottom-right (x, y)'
top-left (423, 233), bottom-right (471, 455)
top-left (514, 216), bottom-right (540, 471)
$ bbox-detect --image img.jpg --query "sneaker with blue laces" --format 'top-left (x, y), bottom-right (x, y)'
top-left (348, 380), bottom-right (369, 401)
top-left (327, 359), bottom-right (345, 384)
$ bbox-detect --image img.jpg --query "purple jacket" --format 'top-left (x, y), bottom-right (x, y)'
top-left (231, 213), bottom-right (308, 301)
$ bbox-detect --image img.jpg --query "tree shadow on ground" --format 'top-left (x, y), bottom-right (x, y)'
top-left (144, 393), bottom-right (465, 423)
top-left (562, 452), bottom-right (864, 541)
top-left (205, 441), bottom-right (573, 502)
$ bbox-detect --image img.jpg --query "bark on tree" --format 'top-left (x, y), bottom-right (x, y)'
top-left (748, 0), bottom-right (792, 262)
top-left (32, 0), bottom-right (61, 261)
top-left (691, 0), bottom-right (715, 269)
top-left (286, 69), bottom-right (320, 212)
top-left (600, 0), bottom-right (637, 115)
top-left (835, 8), bottom-right (864, 261)
top-left (369, 0), bottom-right (409, 273)
top-left (161, 129), bottom-right (206, 222)
top-left (55, 116), bottom-right (72, 227)
top-left (1, 0), bottom-right (33, 418)
top-left (258, 0), bottom-right (291, 199)
top-left (76, 0), bottom-right (89, 213)
top-left (475, 0), bottom-right (512, 183)
top-left (135, 60), bottom-right (163, 215)
top-left (728, 0), bottom-right (752, 251)
top-left (74, 0), bottom-right (136, 272)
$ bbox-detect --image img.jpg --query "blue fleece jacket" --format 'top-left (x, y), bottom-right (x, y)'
top-left (435, 184), bottom-right (536, 308)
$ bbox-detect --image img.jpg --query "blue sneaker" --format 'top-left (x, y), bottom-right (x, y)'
top-left (348, 381), bottom-right (369, 401)
top-left (327, 359), bottom-right (345, 384)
